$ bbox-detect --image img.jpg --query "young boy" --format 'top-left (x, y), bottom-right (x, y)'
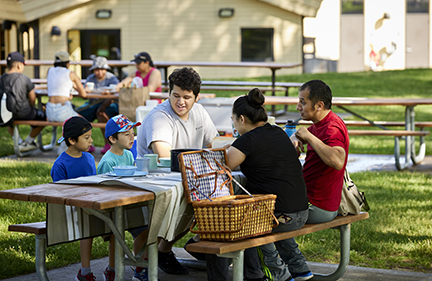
top-left (98, 114), bottom-right (150, 281)
top-left (50, 117), bottom-right (103, 281)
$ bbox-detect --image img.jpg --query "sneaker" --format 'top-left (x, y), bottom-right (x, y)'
top-left (101, 143), bottom-right (111, 154)
top-left (158, 251), bottom-right (189, 275)
top-left (19, 141), bottom-right (38, 152)
top-left (292, 271), bottom-right (313, 281)
top-left (184, 237), bottom-right (206, 261)
top-left (103, 267), bottom-right (115, 281)
top-left (132, 267), bottom-right (161, 281)
top-left (75, 269), bottom-right (96, 281)
top-left (88, 145), bottom-right (96, 153)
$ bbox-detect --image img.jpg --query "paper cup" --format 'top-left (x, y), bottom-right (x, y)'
top-left (136, 157), bottom-right (149, 173)
top-left (86, 82), bottom-right (95, 91)
top-left (144, 154), bottom-right (158, 170)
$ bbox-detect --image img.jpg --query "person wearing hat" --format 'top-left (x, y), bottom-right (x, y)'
top-left (116, 51), bottom-right (162, 93)
top-left (97, 114), bottom-right (150, 281)
top-left (46, 51), bottom-right (87, 155)
top-left (78, 56), bottom-right (120, 154)
top-left (0, 51), bottom-right (46, 152)
top-left (50, 116), bottom-right (100, 281)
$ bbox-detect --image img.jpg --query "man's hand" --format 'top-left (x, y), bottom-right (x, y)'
top-left (294, 127), bottom-right (310, 145)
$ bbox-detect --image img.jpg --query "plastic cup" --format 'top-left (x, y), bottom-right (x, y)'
top-left (86, 82), bottom-right (95, 91)
top-left (136, 157), bottom-right (149, 173)
top-left (144, 154), bottom-right (158, 170)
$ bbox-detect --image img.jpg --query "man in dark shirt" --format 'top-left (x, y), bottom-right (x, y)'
top-left (1, 52), bottom-right (46, 152)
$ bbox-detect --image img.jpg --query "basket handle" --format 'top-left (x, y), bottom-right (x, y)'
top-left (190, 205), bottom-right (252, 234)
top-left (264, 203), bottom-right (279, 228)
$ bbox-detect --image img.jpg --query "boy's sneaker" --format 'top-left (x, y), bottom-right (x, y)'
top-left (101, 144), bottom-right (111, 154)
top-left (19, 141), bottom-right (38, 152)
top-left (103, 267), bottom-right (115, 281)
top-left (158, 251), bottom-right (189, 275)
top-left (132, 268), bottom-right (161, 281)
top-left (75, 269), bottom-right (96, 281)
top-left (292, 271), bottom-right (313, 281)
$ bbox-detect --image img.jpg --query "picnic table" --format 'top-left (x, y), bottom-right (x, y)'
top-left (264, 96), bottom-right (432, 170)
top-left (0, 170), bottom-right (191, 281)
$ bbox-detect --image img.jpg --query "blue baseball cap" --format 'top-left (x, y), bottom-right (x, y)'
top-left (105, 114), bottom-right (141, 139)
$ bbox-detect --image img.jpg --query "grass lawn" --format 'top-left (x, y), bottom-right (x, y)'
top-left (1, 69), bottom-right (432, 278)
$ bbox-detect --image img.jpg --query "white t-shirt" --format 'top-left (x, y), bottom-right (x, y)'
top-left (47, 67), bottom-right (73, 97)
top-left (137, 99), bottom-right (219, 156)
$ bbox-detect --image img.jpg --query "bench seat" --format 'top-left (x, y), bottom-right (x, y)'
top-left (186, 212), bottom-right (369, 281)
top-left (12, 120), bottom-right (106, 157)
top-left (9, 222), bottom-right (48, 280)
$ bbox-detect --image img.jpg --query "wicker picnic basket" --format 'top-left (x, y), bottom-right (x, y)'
top-left (178, 148), bottom-right (278, 241)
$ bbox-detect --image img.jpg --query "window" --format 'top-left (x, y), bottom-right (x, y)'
top-left (241, 28), bottom-right (274, 62)
top-left (407, 0), bottom-right (429, 13)
top-left (341, 0), bottom-right (364, 14)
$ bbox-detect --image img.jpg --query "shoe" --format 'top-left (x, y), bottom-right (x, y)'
top-left (19, 141), bottom-right (38, 152)
top-left (184, 237), bottom-right (206, 261)
top-left (292, 271), bottom-right (313, 281)
top-left (75, 269), bottom-right (96, 281)
top-left (88, 145), bottom-right (96, 153)
top-left (132, 267), bottom-right (161, 281)
top-left (158, 251), bottom-right (189, 275)
top-left (101, 143), bottom-right (111, 154)
top-left (103, 267), bottom-right (115, 281)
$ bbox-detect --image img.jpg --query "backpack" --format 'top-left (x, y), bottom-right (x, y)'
top-left (338, 169), bottom-right (370, 216)
top-left (0, 75), bottom-right (19, 127)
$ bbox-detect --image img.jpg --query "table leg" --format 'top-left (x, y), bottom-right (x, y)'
top-left (114, 206), bottom-right (125, 281)
top-left (148, 242), bottom-right (158, 281)
top-left (217, 250), bottom-right (244, 281)
top-left (406, 106), bottom-right (427, 164)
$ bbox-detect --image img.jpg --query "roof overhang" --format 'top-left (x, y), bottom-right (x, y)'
top-left (257, 0), bottom-right (323, 17)
top-left (0, 0), bottom-right (92, 23)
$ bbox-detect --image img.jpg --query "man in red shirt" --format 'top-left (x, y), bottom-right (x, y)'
top-left (293, 80), bottom-right (349, 223)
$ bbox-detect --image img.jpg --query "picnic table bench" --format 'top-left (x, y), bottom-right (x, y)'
top-left (11, 120), bottom-right (106, 157)
top-left (8, 213), bottom-right (369, 281)
top-left (186, 212), bottom-right (369, 281)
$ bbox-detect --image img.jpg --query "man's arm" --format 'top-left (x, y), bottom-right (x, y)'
top-left (295, 127), bottom-right (346, 170)
top-left (27, 89), bottom-right (36, 107)
top-left (150, 141), bottom-right (172, 158)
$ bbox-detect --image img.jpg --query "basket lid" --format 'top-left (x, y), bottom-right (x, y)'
top-left (179, 149), bottom-right (234, 203)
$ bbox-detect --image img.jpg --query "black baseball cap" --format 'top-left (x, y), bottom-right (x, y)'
top-left (131, 52), bottom-right (154, 67)
top-left (58, 116), bottom-right (93, 143)
top-left (7, 52), bottom-right (25, 64)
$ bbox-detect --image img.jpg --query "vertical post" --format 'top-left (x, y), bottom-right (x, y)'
top-left (35, 234), bottom-right (50, 281)
top-left (271, 68), bottom-right (276, 115)
top-left (148, 243), bottom-right (158, 281)
top-left (114, 206), bottom-right (125, 281)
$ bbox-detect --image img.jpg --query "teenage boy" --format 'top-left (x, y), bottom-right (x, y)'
top-left (97, 114), bottom-right (150, 281)
top-left (1, 52), bottom-right (46, 151)
top-left (137, 67), bottom-right (218, 275)
top-left (50, 117), bottom-right (102, 281)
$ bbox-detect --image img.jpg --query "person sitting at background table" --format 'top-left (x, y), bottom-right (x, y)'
top-left (46, 51), bottom-right (87, 155)
top-left (1, 52), bottom-right (46, 152)
top-left (292, 80), bottom-right (349, 224)
top-left (77, 56), bottom-right (119, 154)
top-left (136, 67), bottom-right (218, 275)
top-left (206, 88), bottom-right (312, 281)
top-left (116, 52), bottom-right (162, 93)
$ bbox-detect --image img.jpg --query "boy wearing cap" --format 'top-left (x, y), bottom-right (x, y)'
top-left (0, 51), bottom-right (46, 151)
top-left (97, 114), bottom-right (150, 281)
top-left (78, 56), bottom-right (120, 154)
top-left (50, 117), bottom-right (101, 281)
top-left (116, 51), bottom-right (162, 93)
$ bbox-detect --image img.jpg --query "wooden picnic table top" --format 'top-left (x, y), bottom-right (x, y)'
top-left (0, 183), bottom-right (154, 210)
top-left (1, 59), bottom-right (301, 70)
top-left (263, 96), bottom-right (432, 106)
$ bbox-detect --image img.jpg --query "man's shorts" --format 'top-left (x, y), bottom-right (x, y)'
top-left (78, 101), bottom-right (119, 122)
top-left (13, 107), bottom-right (47, 128)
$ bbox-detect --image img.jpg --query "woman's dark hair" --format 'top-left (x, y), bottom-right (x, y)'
top-left (232, 88), bottom-right (268, 124)
top-left (300, 79), bottom-right (332, 110)
top-left (54, 61), bottom-right (69, 68)
top-left (168, 67), bottom-right (201, 97)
